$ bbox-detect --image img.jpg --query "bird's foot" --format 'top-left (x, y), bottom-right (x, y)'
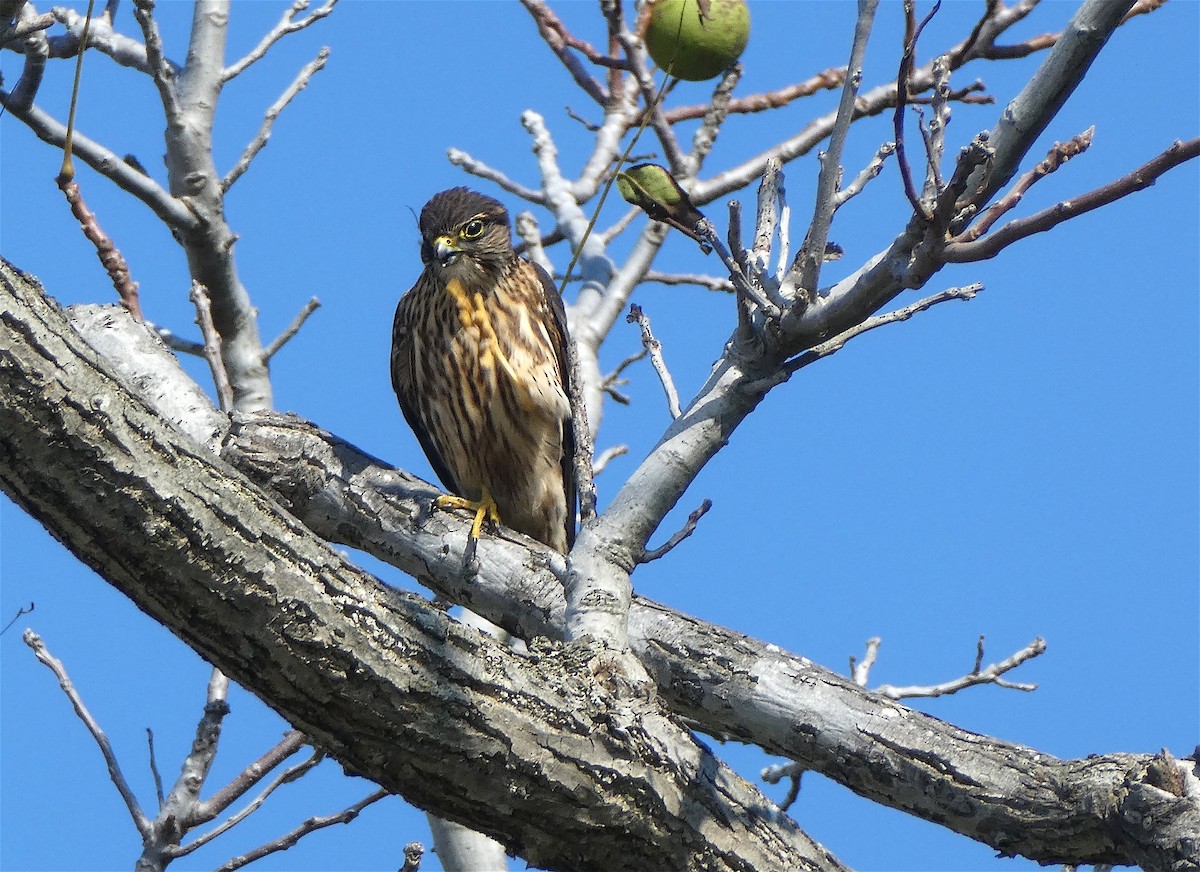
top-left (435, 487), bottom-right (501, 566)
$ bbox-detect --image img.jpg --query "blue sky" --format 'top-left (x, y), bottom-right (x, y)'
top-left (2, 2), bottom-right (1197, 870)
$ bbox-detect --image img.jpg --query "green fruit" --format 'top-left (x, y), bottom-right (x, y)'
top-left (645, 0), bottom-right (750, 82)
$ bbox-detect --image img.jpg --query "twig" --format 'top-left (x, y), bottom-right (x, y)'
top-left (223, 48), bottom-right (330, 192)
top-left (873, 637), bottom-right (1047, 700)
top-left (615, 27), bottom-right (687, 176)
top-left (179, 740), bottom-right (319, 856)
top-left (644, 271), bottom-right (733, 292)
top-left (601, 346), bottom-right (647, 405)
top-left (780, 283), bottom-right (983, 377)
top-left (520, 0), bottom-right (614, 106)
top-left (695, 219), bottom-right (777, 317)
top-left (750, 159), bottom-right (781, 283)
top-left (214, 787), bottom-right (390, 872)
top-left (626, 304), bottom-right (680, 418)
top-left (792, 0), bottom-right (880, 310)
top-left (641, 499), bottom-right (712, 563)
top-left (923, 55), bottom-right (952, 199)
top-left (600, 206), bottom-right (642, 244)
top-left (664, 68), bottom-right (846, 123)
top-left (131, 0), bottom-right (180, 122)
top-left (592, 444), bottom-right (628, 476)
top-left (149, 323), bottom-right (206, 357)
top-left (0, 601), bottom-right (35, 636)
top-left (688, 62), bottom-right (741, 171)
top-left (943, 137), bottom-right (1200, 262)
top-left (834, 141), bottom-right (896, 208)
top-left (189, 281), bottom-right (234, 412)
top-left (191, 730), bottom-right (310, 824)
top-left (515, 211), bottom-right (555, 277)
top-left (953, 127), bottom-right (1095, 243)
top-left (894, 0), bottom-right (942, 220)
top-left (446, 148), bottom-right (547, 204)
top-left (23, 630), bottom-right (151, 834)
top-left (972, 634), bottom-right (986, 674)
top-left (147, 728), bottom-right (165, 807)
top-left (55, 177), bottom-right (143, 319)
top-left (851, 637), bottom-right (881, 687)
top-left (0, 97), bottom-right (196, 230)
top-left (223, 0), bottom-right (339, 81)
top-left (760, 762), bottom-right (804, 812)
top-left (263, 297), bottom-right (321, 361)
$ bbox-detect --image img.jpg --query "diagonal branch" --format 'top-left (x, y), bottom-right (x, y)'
top-left (943, 137), bottom-right (1200, 262)
top-left (223, 0), bottom-right (338, 81)
top-left (9, 271), bottom-right (1196, 868)
top-left (2, 264), bottom-right (844, 872)
top-left (223, 47), bottom-right (330, 193)
top-left (520, 0), bottom-right (613, 106)
top-left (215, 788), bottom-right (391, 872)
top-left (0, 97), bottom-right (197, 231)
top-left (24, 629), bottom-right (152, 835)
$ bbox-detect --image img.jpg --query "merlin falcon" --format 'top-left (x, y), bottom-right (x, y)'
top-left (391, 187), bottom-right (577, 554)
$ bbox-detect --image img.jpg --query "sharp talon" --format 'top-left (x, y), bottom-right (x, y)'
top-left (433, 487), bottom-right (502, 558)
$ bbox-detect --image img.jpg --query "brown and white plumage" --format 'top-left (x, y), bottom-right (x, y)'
top-left (391, 187), bottom-right (576, 553)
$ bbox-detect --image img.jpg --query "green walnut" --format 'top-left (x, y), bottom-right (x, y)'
top-left (645, 0), bottom-right (750, 82)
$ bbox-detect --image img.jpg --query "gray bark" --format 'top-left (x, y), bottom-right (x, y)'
top-left (5, 258), bottom-right (1198, 870)
top-left (0, 258), bottom-right (845, 872)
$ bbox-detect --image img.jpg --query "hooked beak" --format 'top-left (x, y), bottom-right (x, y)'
top-left (433, 235), bottom-right (460, 266)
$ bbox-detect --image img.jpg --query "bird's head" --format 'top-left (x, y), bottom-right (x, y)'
top-left (418, 187), bottom-right (513, 283)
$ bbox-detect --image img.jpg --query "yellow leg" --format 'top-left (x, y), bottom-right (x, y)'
top-left (435, 485), bottom-right (501, 546)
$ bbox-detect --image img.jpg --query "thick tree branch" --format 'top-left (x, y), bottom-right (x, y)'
top-left (958, 0), bottom-right (1140, 210)
top-left (0, 260), bottom-right (842, 872)
top-left (4, 263), bottom-right (1196, 869)
top-left (217, 411), bottom-right (1200, 871)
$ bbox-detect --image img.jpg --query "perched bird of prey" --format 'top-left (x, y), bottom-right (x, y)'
top-left (391, 187), bottom-right (577, 554)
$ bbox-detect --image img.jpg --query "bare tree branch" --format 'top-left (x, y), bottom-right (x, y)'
top-left (944, 137), bottom-right (1200, 262)
top-left (190, 281), bottom-right (234, 412)
top-left (262, 297), bottom-right (321, 362)
top-left (24, 630), bottom-right (152, 835)
top-left (223, 47), bottom-right (330, 192)
top-left (641, 499), bottom-right (712, 563)
top-left (872, 636), bottom-right (1046, 700)
top-left (793, 0), bottom-right (880, 309)
top-left (222, 0), bottom-right (338, 81)
top-left (955, 127), bottom-right (1095, 243)
top-left (215, 788), bottom-right (390, 872)
top-left (520, 0), bottom-right (613, 106)
top-left (626, 303), bottom-right (680, 419)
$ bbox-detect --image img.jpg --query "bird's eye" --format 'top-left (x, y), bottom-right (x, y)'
top-left (461, 219), bottom-right (485, 239)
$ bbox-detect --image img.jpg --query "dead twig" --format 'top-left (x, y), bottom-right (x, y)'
top-left (55, 177), bottom-right (143, 319)
top-left (214, 788), bottom-right (390, 872)
top-left (641, 499), bottom-right (713, 563)
top-left (263, 297), bottom-right (321, 361)
top-left (189, 281), bottom-right (234, 412)
top-left (223, 47), bottom-right (330, 192)
top-left (24, 630), bottom-right (151, 835)
top-left (627, 304), bottom-right (680, 418)
top-left (894, 0), bottom-right (942, 221)
top-left (873, 636), bottom-right (1048, 700)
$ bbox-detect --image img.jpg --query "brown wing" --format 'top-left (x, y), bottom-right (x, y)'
top-left (391, 290), bottom-right (462, 497)
top-left (530, 259), bottom-right (578, 550)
